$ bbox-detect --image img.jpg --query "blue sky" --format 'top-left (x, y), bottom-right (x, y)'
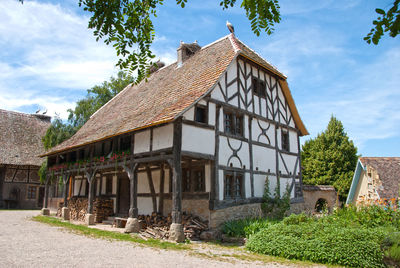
top-left (0, 0), bottom-right (399, 157)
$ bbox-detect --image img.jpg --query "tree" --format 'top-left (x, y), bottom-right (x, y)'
top-left (365, 0), bottom-right (400, 45)
top-left (42, 71), bottom-right (133, 149)
top-left (301, 116), bottom-right (358, 201)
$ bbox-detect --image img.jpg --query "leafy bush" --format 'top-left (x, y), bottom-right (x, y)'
top-left (246, 221), bottom-right (386, 267)
top-left (222, 218), bottom-right (272, 238)
top-left (282, 213), bottom-right (313, 225)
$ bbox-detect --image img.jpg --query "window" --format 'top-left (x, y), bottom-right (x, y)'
top-left (281, 130), bottom-right (290, 151)
top-left (252, 77), bottom-right (266, 98)
top-left (27, 186), bottom-right (37, 199)
top-left (182, 167), bottom-right (205, 192)
top-left (224, 172), bottom-right (244, 199)
top-left (119, 135), bottom-right (131, 151)
top-left (195, 105), bottom-right (207, 124)
top-left (224, 111), bottom-right (243, 136)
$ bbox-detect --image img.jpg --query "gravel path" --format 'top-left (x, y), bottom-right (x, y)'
top-left (0, 210), bottom-right (302, 268)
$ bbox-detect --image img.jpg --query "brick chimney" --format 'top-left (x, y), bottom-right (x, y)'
top-left (177, 41), bottom-right (201, 67)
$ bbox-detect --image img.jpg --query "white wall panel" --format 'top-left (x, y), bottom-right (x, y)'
top-left (245, 173), bottom-right (251, 198)
top-left (134, 130), bottom-right (150, 153)
top-left (209, 102), bottom-right (216, 126)
top-left (252, 145), bottom-right (276, 172)
top-left (254, 174), bottom-right (267, 198)
top-left (289, 130), bottom-right (298, 154)
top-left (153, 124), bottom-right (173, 151)
top-left (182, 124), bottom-right (214, 154)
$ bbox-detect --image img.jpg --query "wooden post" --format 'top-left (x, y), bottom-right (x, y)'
top-left (158, 163), bottom-right (165, 214)
top-left (171, 118), bottom-right (182, 224)
top-left (122, 162), bottom-right (138, 218)
top-left (85, 168), bottom-right (98, 215)
top-left (44, 174), bottom-right (50, 208)
top-left (62, 172), bottom-right (70, 207)
top-left (146, 165), bottom-right (157, 213)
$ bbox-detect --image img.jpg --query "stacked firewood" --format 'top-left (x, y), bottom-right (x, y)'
top-left (68, 198), bottom-right (88, 221)
top-left (93, 199), bottom-right (114, 223)
top-left (56, 197), bottom-right (113, 222)
top-left (138, 212), bottom-right (208, 241)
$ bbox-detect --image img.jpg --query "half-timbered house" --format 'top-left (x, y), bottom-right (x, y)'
top-left (0, 109), bottom-right (50, 209)
top-left (41, 34), bottom-right (308, 241)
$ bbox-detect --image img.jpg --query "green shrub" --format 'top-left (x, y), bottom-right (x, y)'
top-left (282, 213), bottom-right (313, 225)
top-left (246, 221), bottom-right (386, 267)
top-left (222, 218), bottom-right (272, 238)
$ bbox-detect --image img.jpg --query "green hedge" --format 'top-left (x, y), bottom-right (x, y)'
top-left (246, 222), bottom-right (386, 267)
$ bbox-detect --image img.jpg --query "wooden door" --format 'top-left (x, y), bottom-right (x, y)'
top-left (117, 175), bottom-right (130, 216)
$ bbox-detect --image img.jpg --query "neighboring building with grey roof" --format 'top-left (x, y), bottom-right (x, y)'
top-left (346, 157), bottom-right (400, 205)
top-left (0, 109), bottom-right (51, 209)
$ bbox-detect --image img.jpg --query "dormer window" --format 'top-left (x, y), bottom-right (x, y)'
top-left (195, 105), bottom-right (207, 124)
top-left (252, 77), bottom-right (266, 98)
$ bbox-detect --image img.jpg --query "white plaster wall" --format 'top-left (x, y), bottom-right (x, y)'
top-left (211, 83), bottom-right (226, 101)
top-left (244, 115), bottom-right (249, 139)
top-left (227, 95), bottom-right (238, 107)
top-left (209, 102), bottom-right (216, 126)
top-left (198, 99), bottom-right (207, 106)
top-left (252, 145), bottom-right (276, 172)
top-left (184, 106), bottom-right (195, 121)
top-left (205, 163), bottom-right (211, 192)
top-left (289, 130), bottom-right (298, 154)
top-left (137, 171), bottom-right (150, 193)
top-left (251, 119), bottom-right (275, 146)
top-left (218, 170), bottom-right (224, 200)
top-left (182, 124), bottom-right (214, 154)
top-left (245, 173), bottom-right (251, 198)
top-left (112, 175), bottom-right (117, 195)
top-left (279, 154), bottom-right (299, 176)
top-left (253, 95), bottom-right (260, 115)
top-left (276, 128), bottom-right (282, 150)
top-left (134, 130), bottom-right (150, 153)
top-left (268, 175), bottom-right (278, 198)
top-left (218, 136), bottom-right (249, 169)
top-left (153, 124), bottom-right (173, 151)
top-left (279, 178), bottom-right (292, 198)
top-left (138, 197), bottom-right (153, 215)
top-left (254, 174), bottom-right (267, 197)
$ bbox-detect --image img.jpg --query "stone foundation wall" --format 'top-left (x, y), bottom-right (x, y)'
top-left (209, 203), bottom-right (263, 229)
top-left (163, 199), bottom-right (210, 221)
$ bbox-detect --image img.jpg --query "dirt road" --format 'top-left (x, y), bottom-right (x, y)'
top-left (0, 210), bottom-right (302, 268)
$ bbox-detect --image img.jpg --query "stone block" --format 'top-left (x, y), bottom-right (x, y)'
top-left (41, 208), bottom-right (50, 216)
top-left (85, 213), bottom-right (95, 225)
top-left (124, 217), bottom-right (140, 233)
top-left (61, 207), bottom-right (70, 220)
top-left (200, 229), bottom-right (221, 241)
top-left (168, 223), bottom-right (185, 243)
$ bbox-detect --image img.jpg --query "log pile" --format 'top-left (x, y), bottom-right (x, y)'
top-left (57, 197), bottom-right (113, 223)
top-left (138, 212), bottom-right (208, 241)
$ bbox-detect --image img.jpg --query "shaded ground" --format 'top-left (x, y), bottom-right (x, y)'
top-left (0, 210), bottom-right (323, 267)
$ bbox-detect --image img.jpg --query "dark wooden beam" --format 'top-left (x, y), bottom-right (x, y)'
top-left (248, 116), bottom-right (254, 197)
top-left (158, 163), bottom-right (165, 214)
top-left (169, 118), bottom-right (183, 224)
top-left (85, 167), bottom-right (98, 214)
top-left (122, 162), bottom-right (139, 218)
top-left (146, 165), bottom-right (157, 213)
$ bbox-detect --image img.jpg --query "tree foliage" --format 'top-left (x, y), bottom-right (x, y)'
top-left (365, 0), bottom-right (400, 45)
top-left (301, 116), bottom-right (358, 201)
top-left (42, 71), bottom-right (133, 150)
top-left (78, 0), bottom-right (280, 82)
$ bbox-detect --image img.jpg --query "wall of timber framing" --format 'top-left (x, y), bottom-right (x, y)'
top-left (46, 55), bottom-right (304, 227)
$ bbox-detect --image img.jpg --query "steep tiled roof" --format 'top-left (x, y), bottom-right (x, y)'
top-left (360, 157), bottom-right (400, 199)
top-left (44, 34), bottom-right (307, 156)
top-left (0, 109), bottom-right (50, 166)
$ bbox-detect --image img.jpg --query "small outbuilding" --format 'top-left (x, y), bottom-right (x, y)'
top-left (302, 185), bottom-right (338, 213)
top-left (346, 157), bottom-right (400, 206)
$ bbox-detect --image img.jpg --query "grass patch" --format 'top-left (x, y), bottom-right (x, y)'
top-left (32, 215), bottom-right (189, 251)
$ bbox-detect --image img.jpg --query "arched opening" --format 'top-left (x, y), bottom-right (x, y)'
top-left (315, 198), bottom-right (328, 213)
